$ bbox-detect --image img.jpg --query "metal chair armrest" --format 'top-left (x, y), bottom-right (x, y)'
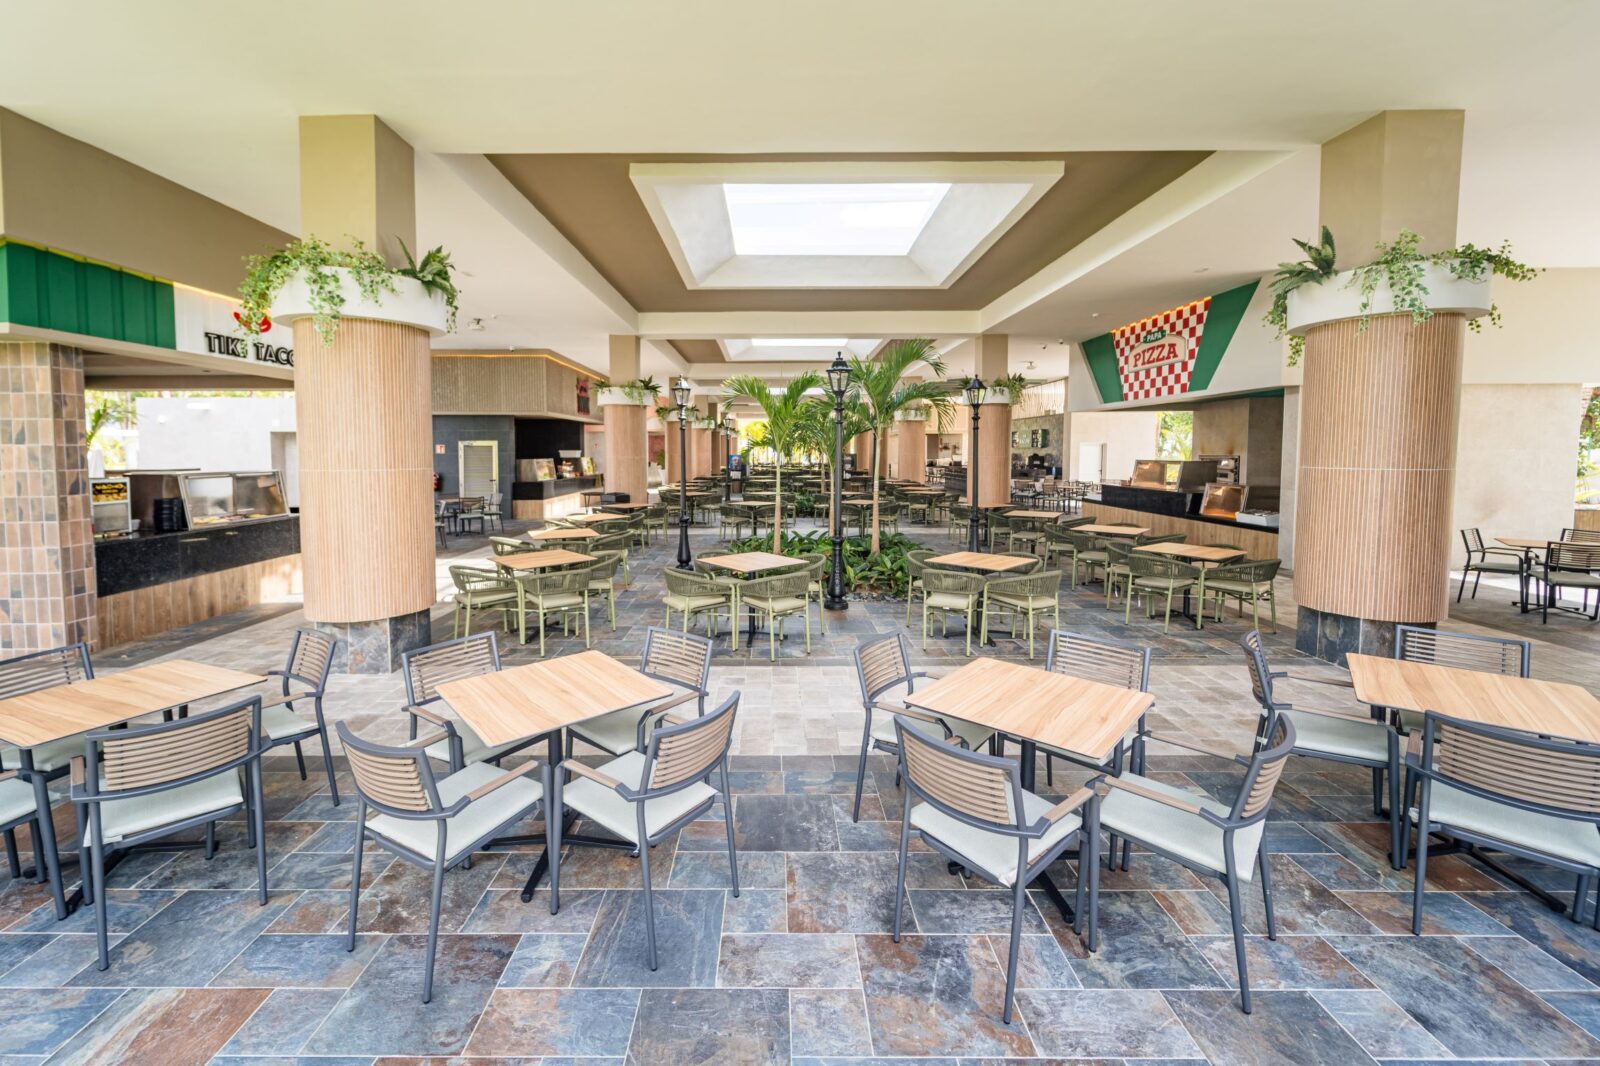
top-left (1038, 784), bottom-right (1096, 826)
top-left (1284, 702), bottom-right (1383, 725)
top-left (402, 730), bottom-right (453, 750)
top-left (1139, 731), bottom-right (1247, 764)
top-left (256, 691), bottom-right (305, 711)
top-left (463, 759), bottom-right (544, 802)
top-left (1096, 775), bottom-right (1205, 814)
top-left (1282, 672), bottom-right (1355, 689)
top-left (404, 703), bottom-right (457, 734)
top-left (871, 701), bottom-right (948, 731)
top-left (565, 759), bottom-right (624, 790)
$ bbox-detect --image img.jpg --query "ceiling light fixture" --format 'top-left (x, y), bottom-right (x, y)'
top-left (467, 318), bottom-right (486, 331)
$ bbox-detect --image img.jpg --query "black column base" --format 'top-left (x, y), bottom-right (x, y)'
top-left (1295, 606), bottom-right (1423, 665)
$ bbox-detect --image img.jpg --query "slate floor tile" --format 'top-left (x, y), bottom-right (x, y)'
top-left (1463, 933), bottom-right (1598, 991)
top-left (1201, 854), bottom-right (1377, 936)
top-left (1310, 988), bottom-right (1452, 1059)
top-left (464, 987), bottom-right (639, 1057)
top-left (209, 932), bottom-right (384, 988)
top-left (1015, 988), bottom-right (1201, 1059)
top-left (907, 889), bottom-right (1048, 935)
top-left (0, 985), bottom-right (124, 1055)
top-left (1192, 934), bottom-right (1373, 990)
top-left (41, 986), bottom-right (267, 1065)
top-left (1334, 887), bottom-right (1513, 935)
top-left (1164, 988), bottom-right (1378, 1065)
top-left (1070, 891), bottom-right (1227, 990)
top-left (788, 852), bottom-right (909, 934)
top-left (789, 987), bottom-right (873, 1057)
top-left (460, 887), bottom-right (605, 934)
top-left (723, 888), bottom-right (788, 933)
top-left (717, 933), bottom-right (859, 987)
top-left (496, 932), bottom-right (590, 987)
top-left (572, 888), bottom-right (724, 988)
top-left (625, 987), bottom-right (790, 1065)
top-left (668, 847), bottom-right (784, 888)
top-left (1463, 889), bottom-right (1600, 985)
top-left (0, 932), bottom-right (55, 976)
top-left (354, 852), bottom-right (506, 934)
top-left (856, 933), bottom-right (1034, 1058)
top-left (9, 888), bottom-right (177, 935)
top-left (983, 932), bottom-right (1081, 989)
top-left (733, 794), bottom-right (841, 852)
top-left (214, 987), bottom-right (345, 1055)
top-left (70, 890), bottom-right (294, 988)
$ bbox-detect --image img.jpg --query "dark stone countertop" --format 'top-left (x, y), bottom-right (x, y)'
top-left (94, 514), bottom-right (300, 597)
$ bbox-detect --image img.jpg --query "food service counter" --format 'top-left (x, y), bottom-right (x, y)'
top-left (1085, 483), bottom-right (1280, 560)
top-left (93, 514), bottom-right (302, 648)
top-left (510, 474), bottom-right (605, 521)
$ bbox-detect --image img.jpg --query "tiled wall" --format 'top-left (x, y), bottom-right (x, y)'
top-left (0, 342), bottom-right (96, 651)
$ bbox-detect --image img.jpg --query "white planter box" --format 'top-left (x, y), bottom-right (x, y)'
top-left (595, 391), bottom-right (653, 407)
top-left (1286, 261), bottom-right (1491, 335)
top-left (957, 387), bottom-right (1011, 406)
top-left (272, 267), bottom-right (450, 336)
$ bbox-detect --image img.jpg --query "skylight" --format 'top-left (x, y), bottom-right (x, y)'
top-left (755, 337), bottom-right (848, 347)
top-left (723, 183), bottom-right (951, 256)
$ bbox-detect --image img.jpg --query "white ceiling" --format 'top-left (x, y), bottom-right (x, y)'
top-left (4, 0), bottom-right (1597, 380)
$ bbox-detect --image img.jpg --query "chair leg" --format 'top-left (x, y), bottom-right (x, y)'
top-left (91, 835), bottom-right (110, 971)
top-left (1388, 749), bottom-right (1404, 871)
top-left (640, 835), bottom-right (659, 972)
top-left (1223, 863), bottom-right (1251, 1014)
top-left (1003, 875), bottom-right (1025, 1025)
top-left (30, 773), bottom-right (66, 920)
top-left (720, 764), bottom-right (740, 897)
top-left (3, 827), bottom-right (17, 879)
top-left (852, 731), bottom-right (871, 823)
top-left (294, 741), bottom-right (307, 780)
top-left (1411, 815), bottom-right (1431, 936)
top-left (892, 803), bottom-right (911, 941)
top-left (422, 858), bottom-right (445, 1003)
top-left (205, 820), bottom-right (217, 860)
top-left (252, 761), bottom-right (268, 905)
top-left (317, 705), bottom-right (341, 806)
top-left (347, 816), bottom-right (365, 950)
top-left (1259, 847), bottom-right (1277, 940)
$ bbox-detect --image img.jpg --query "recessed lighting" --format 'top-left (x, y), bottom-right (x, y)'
top-left (723, 183), bottom-right (950, 256)
top-left (1091, 312), bottom-right (1100, 318)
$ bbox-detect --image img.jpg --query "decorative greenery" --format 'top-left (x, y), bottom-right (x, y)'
top-left (238, 234), bottom-right (461, 345)
top-left (845, 338), bottom-right (954, 554)
top-left (723, 373), bottom-right (825, 551)
top-left (1578, 390), bottom-right (1600, 493)
top-left (1264, 226), bottom-right (1539, 367)
top-left (595, 376), bottom-right (663, 405)
top-left (1156, 410), bottom-right (1193, 460)
top-left (990, 372), bottom-right (1030, 405)
top-left (727, 529), bottom-right (928, 598)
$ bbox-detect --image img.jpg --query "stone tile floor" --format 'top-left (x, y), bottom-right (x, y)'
top-left (4, 510), bottom-right (1599, 1064)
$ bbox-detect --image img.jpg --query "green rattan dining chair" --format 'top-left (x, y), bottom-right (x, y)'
top-left (1204, 558), bottom-right (1281, 632)
top-left (511, 566), bottom-right (592, 656)
top-left (583, 551), bottom-right (623, 630)
top-left (738, 570), bottom-right (812, 660)
top-left (490, 535), bottom-right (528, 556)
top-left (905, 549), bottom-right (938, 624)
top-left (1102, 540), bottom-right (1136, 610)
top-left (1124, 553), bottom-right (1201, 633)
top-left (663, 568), bottom-right (736, 644)
top-left (920, 567), bottom-right (986, 655)
top-left (1061, 530), bottom-right (1108, 587)
top-left (449, 564), bottom-right (517, 638)
top-left (981, 569), bottom-right (1063, 658)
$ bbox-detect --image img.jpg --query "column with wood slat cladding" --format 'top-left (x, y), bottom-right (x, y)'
top-left (603, 402), bottom-right (648, 504)
top-left (294, 317), bottom-right (436, 629)
top-left (894, 414), bottom-right (928, 479)
top-left (1294, 312), bottom-right (1465, 649)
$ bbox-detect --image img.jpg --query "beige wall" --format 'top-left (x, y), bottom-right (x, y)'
top-left (1067, 409), bottom-right (1159, 482)
top-left (0, 108), bottom-right (291, 293)
top-left (431, 353), bottom-right (602, 419)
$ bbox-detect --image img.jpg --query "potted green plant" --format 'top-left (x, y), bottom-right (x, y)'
top-left (237, 235), bottom-right (460, 344)
top-left (594, 376), bottom-right (664, 406)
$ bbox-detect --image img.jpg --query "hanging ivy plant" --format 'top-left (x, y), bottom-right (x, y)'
top-left (594, 376), bottom-right (664, 405)
top-left (1264, 227), bottom-right (1538, 366)
top-left (237, 234), bottom-right (460, 345)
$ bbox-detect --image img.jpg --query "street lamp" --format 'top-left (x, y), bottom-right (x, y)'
top-left (964, 375), bottom-right (986, 552)
top-left (824, 353), bottom-right (852, 610)
top-left (672, 376), bottom-right (693, 570)
top-left (722, 413), bottom-right (736, 502)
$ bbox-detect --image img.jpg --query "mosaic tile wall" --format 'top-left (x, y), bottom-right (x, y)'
top-left (0, 341), bottom-right (96, 651)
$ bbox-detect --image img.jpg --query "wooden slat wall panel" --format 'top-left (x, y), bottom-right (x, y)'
top-left (1575, 510), bottom-right (1600, 534)
top-left (894, 420), bottom-right (927, 480)
top-left (603, 403), bottom-right (648, 504)
top-left (1080, 504), bottom-right (1280, 560)
top-left (95, 555), bottom-right (302, 649)
top-left (295, 318), bottom-right (436, 623)
top-left (968, 402), bottom-right (1011, 507)
top-left (1294, 313), bottom-right (1465, 623)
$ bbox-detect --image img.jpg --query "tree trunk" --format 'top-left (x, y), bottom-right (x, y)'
top-left (869, 428), bottom-right (884, 555)
top-left (773, 462), bottom-right (783, 553)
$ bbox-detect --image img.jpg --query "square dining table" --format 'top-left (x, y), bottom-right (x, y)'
top-left (1134, 542), bottom-right (1247, 564)
top-left (528, 527), bottom-right (600, 541)
top-left (904, 657), bottom-right (1154, 920)
top-left (1076, 523), bottom-right (1149, 537)
top-left (566, 511), bottom-right (628, 525)
top-left (495, 548), bottom-right (595, 571)
top-left (698, 551), bottom-right (806, 576)
top-left (926, 551), bottom-right (1037, 574)
top-left (438, 650), bottom-right (678, 902)
top-left (1347, 654), bottom-right (1600, 743)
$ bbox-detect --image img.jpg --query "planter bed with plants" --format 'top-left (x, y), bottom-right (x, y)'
top-left (726, 530), bottom-right (927, 600)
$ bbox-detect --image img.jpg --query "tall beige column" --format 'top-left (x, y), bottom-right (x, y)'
top-left (295, 116), bottom-right (433, 672)
top-left (894, 410), bottom-right (929, 480)
top-left (602, 335), bottom-right (648, 504)
top-left (852, 432), bottom-right (873, 473)
top-left (1295, 110), bottom-right (1466, 663)
top-left (968, 334), bottom-right (1012, 507)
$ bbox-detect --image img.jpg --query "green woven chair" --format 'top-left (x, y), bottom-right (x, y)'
top-left (1007, 516), bottom-right (1046, 556)
top-left (905, 548), bottom-right (938, 624)
top-left (1124, 554), bottom-right (1201, 634)
top-left (625, 511), bottom-right (648, 548)
top-left (949, 503), bottom-right (972, 538)
top-left (737, 570), bottom-right (812, 660)
top-left (995, 551), bottom-right (1044, 575)
top-left (981, 570), bottom-right (1063, 658)
top-left (449, 565), bottom-right (517, 638)
top-left (590, 531), bottom-right (632, 584)
top-left (1136, 532), bottom-right (1187, 547)
top-left (662, 568), bottom-right (735, 644)
top-left (795, 553), bottom-right (829, 636)
top-left (510, 566), bottom-right (591, 656)
top-left (490, 536), bottom-right (528, 557)
top-left (1204, 558), bottom-right (1281, 632)
top-left (584, 550), bottom-right (624, 631)
top-left (719, 503), bottom-right (753, 540)
top-left (1061, 530), bottom-right (1108, 588)
top-left (920, 568), bottom-right (985, 655)
top-left (643, 501), bottom-right (670, 543)
top-left (1103, 540), bottom-right (1137, 610)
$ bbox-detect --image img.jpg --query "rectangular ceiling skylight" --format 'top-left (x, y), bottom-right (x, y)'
top-left (755, 337), bottom-right (849, 347)
top-left (723, 183), bottom-right (950, 256)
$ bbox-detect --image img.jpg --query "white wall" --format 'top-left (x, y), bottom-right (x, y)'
top-left (1066, 409), bottom-right (1159, 482)
top-left (134, 395), bottom-right (298, 490)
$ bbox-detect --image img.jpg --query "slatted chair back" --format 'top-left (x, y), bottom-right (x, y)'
top-left (896, 716), bottom-right (1019, 828)
top-left (1419, 711), bottom-right (1600, 819)
top-left (91, 698), bottom-right (259, 793)
top-left (995, 551), bottom-right (1044, 573)
top-left (1549, 542), bottom-right (1600, 572)
top-left (285, 628), bottom-right (337, 691)
top-left (1136, 532), bottom-right (1187, 546)
top-left (641, 626), bottom-right (713, 695)
top-left (1461, 527), bottom-right (1490, 554)
top-left (1238, 629), bottom-right (1280, 719)
top-left (403, 632), bottom-right (501, 707)
top-left (1395, 626), bottom-right (1529, 677)
top-left (0, 644), bottom-right (93, 700)
top-left (337, 722), bottom-right (440, 815)
top-left (855, 632), bottom-right (913, 705)
top-left (1561, 528), bottom-right (1600, 546)
top-left (1045, 630), bottom-right (1151, 692)
top-left (490, 536), bottom-right (528, 556)
top-left (643, 692), bottom-right (739, 793)
top-left (1230, 716), bottom-right (1294, 823)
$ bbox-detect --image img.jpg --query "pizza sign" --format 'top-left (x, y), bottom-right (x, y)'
top-left (1124, 328), bottom-right (1189, 372)
top-left (1112, 297), bottom-right (1212, 401)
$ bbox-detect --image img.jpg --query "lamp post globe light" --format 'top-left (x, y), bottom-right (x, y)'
top-left (722, 413), bottom-right (736, 502)
top-left (673, 376), bottom-right (693, 570)
top-left (824, 353), bottom-right (851, 611)
top-left (964, 375), bottom-right (986, 552)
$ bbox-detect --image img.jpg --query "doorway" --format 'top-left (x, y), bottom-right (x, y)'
top-left (458, 440), bottom-right (499, 499)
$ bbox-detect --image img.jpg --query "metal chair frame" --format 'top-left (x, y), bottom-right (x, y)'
top-left (257, 627), bottom-right (341, 805)
top-left (1457, 527), bottom-right (1525, 602)
top-left (567, 627), bottom-right (712, 758)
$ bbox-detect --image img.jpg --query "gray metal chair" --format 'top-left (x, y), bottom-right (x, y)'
top-left (1410, 710), bottom-right (1600, 934)
top-left (0, 643), bottom-right (94, 919)
top-left (1537, 542), bottom-right (1600, 622)
top-left (1458, 527), bottom-right (1525, 601)
top-left (401, 632), bottom-right (540, 772)
top-left (849, 633), bottom-right (995, 822)
top-left (1392, 626), bottom-right (1530, 735)
top-left (1096, 716), bottom-right (1296, 1014)
top-left (556, 692), bottom-right (741, 971)
top-left (1038, 630), bottom-right (1153, 793)
top-left (256, 628), bottom-right (340, 804)
top-left (567, 626), bottom-right (710, 758)
top-left (338, 722), bottom-right (550, 1002)
top-left (0, 771), bottom-right (43, 884)
top-left (892, 714), bottom-right (1100, 1024)
top-left (73, 697), bottom-right (268, 970)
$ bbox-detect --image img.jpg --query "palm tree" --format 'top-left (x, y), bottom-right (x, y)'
top-left (794, 394), bottom-right (871, 519)
top-left (723, 373), bottom-right (823, 551)
top-left (847, 339), bottom-right (953, 554)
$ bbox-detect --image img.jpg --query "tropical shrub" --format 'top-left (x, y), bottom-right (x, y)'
top-left (727, 529), bottom-right (927, 598)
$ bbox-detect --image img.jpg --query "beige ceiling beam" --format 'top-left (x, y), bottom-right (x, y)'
top-left (635, 310), bottom-right (981, 340)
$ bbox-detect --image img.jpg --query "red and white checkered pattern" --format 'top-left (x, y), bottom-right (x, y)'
top-left (1113, 297), bottom-right (1212, 402)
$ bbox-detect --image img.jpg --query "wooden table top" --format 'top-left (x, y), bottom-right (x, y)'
top-left (699, 551), bottom-right (806, 575)
top-left (1135, 542), bottom-right (1247, 562)
top-left (495, 549), bottom-right (595, 571)
top-left (926, 552), bottom-right (1038, 573)
top-left (1077, 524), bottom-right (1149, 537)
top-left (580, 489), bottom-right (607, 498)
top-left (601, 502), bottom-right (652, 511)
top-left (438, 650), bottom-right (674, 748)
top-left (902, 488), bottom-right (945, 495)
top-left (1004, 510), bottom-right (1065, 520)
top-left (1496, 537), bottom-right (1554, 550)
top-left (905, 658), bottom-right (1154, 764)
top-left (528, 527), bottom-right (600, 541)
top-left (566, 512), bottom-right (628, 524)
top-left (0, 660), bottom-right (267, 748)
top-left (1348, 654), bottom-right (1600, 744)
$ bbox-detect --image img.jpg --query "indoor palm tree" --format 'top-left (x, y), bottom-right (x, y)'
top-left (723, 372), bottom-right (824, 551)
top-left (847, 339), bottom-right (953, 554)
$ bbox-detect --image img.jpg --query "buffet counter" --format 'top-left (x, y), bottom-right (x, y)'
top-left (510, 474), bottom-right (605, 520)
top-left (1085, 483), bottom-right (1279, 559)
top-left (94, 514), bottom-right (302, 648)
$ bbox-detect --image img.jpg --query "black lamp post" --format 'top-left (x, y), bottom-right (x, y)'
top-left (824, 353), bottom-right (851, 610)
top-left (722, 413), bottom-right (736, 502)
top-left (672, 376), bottom-right (693, 570)
top-left (965, 375), bottom-right (986, 552)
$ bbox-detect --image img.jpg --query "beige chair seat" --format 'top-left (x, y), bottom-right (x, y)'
top-left (1132, 577), bottom-right (1195, 592)
top-left (1466, 558), bottom-right (1523, 573)
top-left (1205, 578), bottom-right (1272, 596)
top-left (924, 592), bottom-right (977, 611)
top-left (910, 790), bottom-right (1079, 884)
top-left (988, 592), bottom-right (1058, 610)
top-left (561, 750), bottom-right (716, 844)
top-left (742, 594), bottom-right (808, 613)
top-left (96, 771), bottom-right (243, 844)
top-left (1547, 571), bottom-right (1600, 588)
top-left (1283, 709), bottom-right (1389, 762)
top-left (0, 777), bottom-right (39, 825)
top-left (664, 592), bottom-right (728, 612)
top-left (1412, 781), bottom-right (1600, 868)
top-left (424, 719), bottom-right (525, 767)
top-left (261, 703), bottom-right (319, 741)
top-left (569, 693), bottom-right (687, 756)
top-left (458, 589), bottom-right (517, 608)
top-left (367, 761), bottom-right (543, 863)
top-left (870, 705), bottom-right (993, 750)
top-left (1099, 772), bottom-right (1264, 881)
top-left (531, 592), bottom-right (587, 611)
top-left (3, 736), bottom-right (82, 774)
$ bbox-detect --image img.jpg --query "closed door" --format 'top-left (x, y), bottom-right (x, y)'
top-left (459, 440), bottom-right (498, 498)
top-left (1078, 442), bottom-right (1105, 483)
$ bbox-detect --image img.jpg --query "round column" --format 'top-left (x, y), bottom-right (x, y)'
top-left (600, 400), bottom-right (647, 504)
top-left (968, 401), bottom-right (1012, 507)
top-left (894, 411), bottom-right (929, 480)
